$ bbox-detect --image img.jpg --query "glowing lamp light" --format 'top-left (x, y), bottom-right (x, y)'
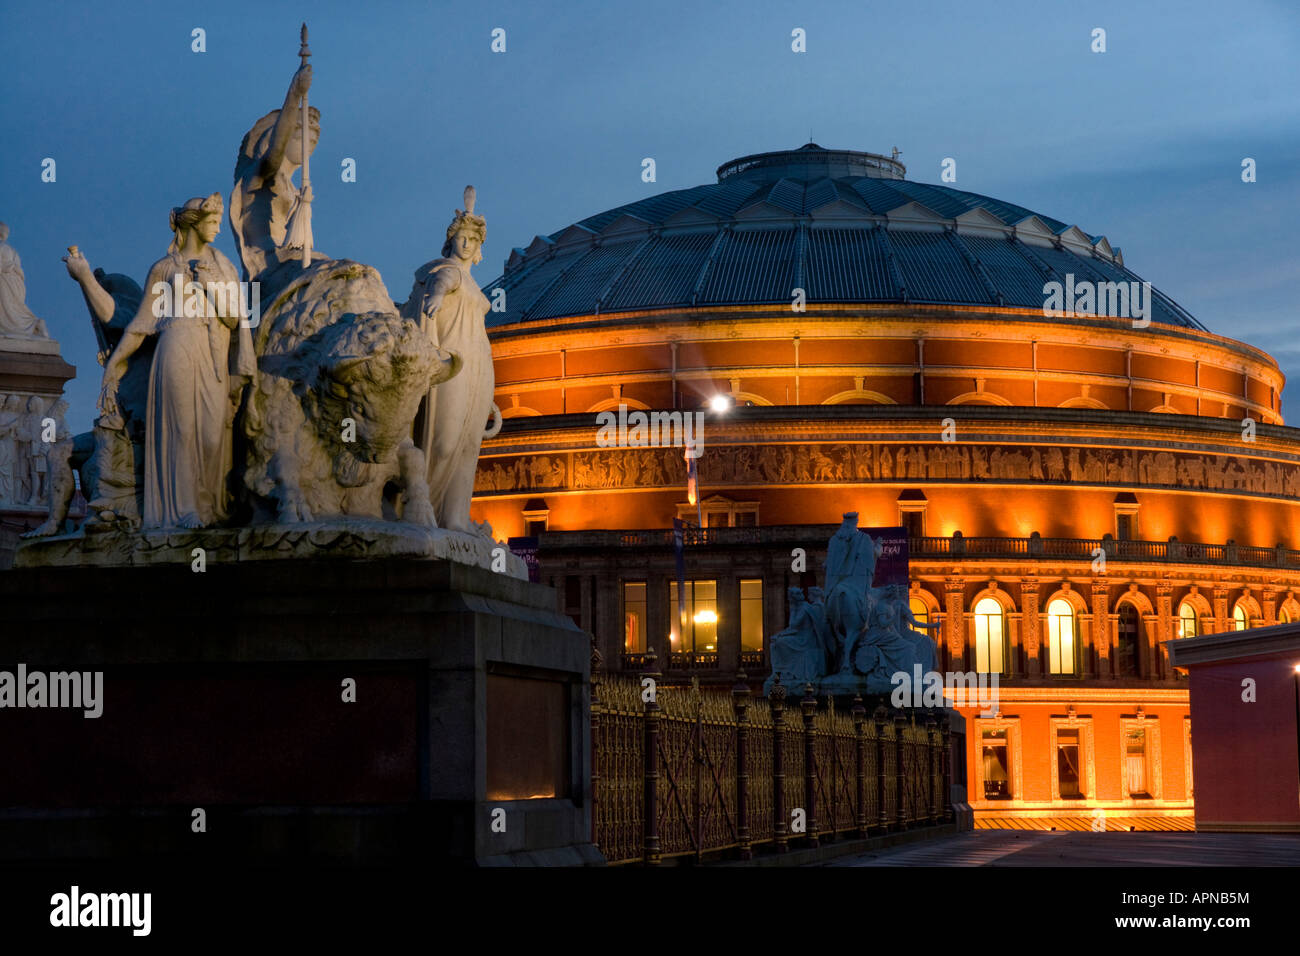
top-left (709, 394), bottom-right (732, 413)
top-left (694, 610), bottom-right (718, 625)
top-left (1293, 663), bottom-right (1300, 673)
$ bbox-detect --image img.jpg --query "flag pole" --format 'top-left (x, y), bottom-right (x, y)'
top-left (298, 23), bottom-right (312, 267)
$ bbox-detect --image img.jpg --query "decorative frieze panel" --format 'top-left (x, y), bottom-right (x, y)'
top-left (475, 440), bottom-right (1300, 499)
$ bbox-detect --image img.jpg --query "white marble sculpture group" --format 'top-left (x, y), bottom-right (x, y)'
top-left (765, 513), bottom-right (940, 695)
top-left (18, 27), bottom-right (508, 568)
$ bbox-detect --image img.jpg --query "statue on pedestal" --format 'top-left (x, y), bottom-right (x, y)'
top-left (16, 24), bottom-right (524, 577)
top-left (22, 248), bottom-right (147, 536)
top-left (99, 193), bottom-right (254, 530)
top-left (764, 514), bottom-right (940, 696)
top-left (230, 38), bottom-right (323, 283)
top-left (768, 587), bottom-right (826, 685)
top-left (400, 187), bottom-right (502, 533)
top-left (0, 223), bottom-right (49, 341)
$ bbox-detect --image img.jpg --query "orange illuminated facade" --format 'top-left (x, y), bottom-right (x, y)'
top-left (467, 145), bottom-right (1297, 829)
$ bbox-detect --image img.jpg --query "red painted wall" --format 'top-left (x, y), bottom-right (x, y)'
top-left (1188, 653), bottom-right (1300, 830)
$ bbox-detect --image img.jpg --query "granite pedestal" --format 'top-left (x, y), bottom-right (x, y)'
top-left (0, 554), bottom-right (602, 866)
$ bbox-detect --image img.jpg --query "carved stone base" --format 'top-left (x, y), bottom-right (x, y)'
top-left (14, 517), bottom-right (529, 578)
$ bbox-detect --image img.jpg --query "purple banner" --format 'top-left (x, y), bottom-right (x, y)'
top-left (506, 536), bottom-right (541, 583)
top-left (860, 525), bottom-right (909, 587)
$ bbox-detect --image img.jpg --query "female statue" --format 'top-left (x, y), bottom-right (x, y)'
top-left (401, 187), bottom-right (501, 532)
top-left (99, 194), bottom-right (255, 529)
top-left (0, 223), bottom-right (49, 338)
top-left (769, 587), bottom-right (826, 685)
top-left (854, 585), bottom-right (941, 679)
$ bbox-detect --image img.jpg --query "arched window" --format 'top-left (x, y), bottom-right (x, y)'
top-left (973, 597), bottom-right (1005, 674)
top-left (1177, 601), bottom-right (1199, 639)
top-left (1046, 598), bottom-right (1076, 675)
top-left (1232, 604), bottom-right (1248, 631)
top-left (1280, 607), bottom-right (1292, 625)
top-left (909, 597), bottom-right (930, 626)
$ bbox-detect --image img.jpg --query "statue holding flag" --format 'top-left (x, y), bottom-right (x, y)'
top-left (230, 23), bottom-right (322, 283)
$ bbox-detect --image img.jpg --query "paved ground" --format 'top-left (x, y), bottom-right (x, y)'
top-left (826, 829), bottom-right (1300, 866)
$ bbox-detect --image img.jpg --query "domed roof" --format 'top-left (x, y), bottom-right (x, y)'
top-left (482, 145), bottom-right (1205, 331)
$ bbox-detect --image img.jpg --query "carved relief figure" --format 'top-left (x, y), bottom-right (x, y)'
top-left (0, 395), bottom-right (20, 502)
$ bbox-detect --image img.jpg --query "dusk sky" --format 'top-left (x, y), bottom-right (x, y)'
top-left (2, 0), bottom-right (1297, 433)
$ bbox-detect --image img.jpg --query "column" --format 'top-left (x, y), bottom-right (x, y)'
top-left (944, 578), bottom-right (966, 671)
top-left (1212, 586), bottom-right (1230, 635)
top-left (646, 573), bottom-right (670, 664)
top-left (1091, 580), bottom-right (1110, 679)
top-left (1155, 583), bottom-right (1174, 681)
top-left (718, 575), bottom-right (742, 672)
top-left (1020, 577), bottom-right (1041, 677)
top-left (596, 575), bottom-right (621, 671)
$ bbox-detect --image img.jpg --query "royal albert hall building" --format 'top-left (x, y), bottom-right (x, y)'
top-left (469, 144), bottom-right (1296, 829)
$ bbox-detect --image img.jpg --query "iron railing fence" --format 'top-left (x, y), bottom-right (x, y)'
top-left (590, 655), bottom-right (951, 865)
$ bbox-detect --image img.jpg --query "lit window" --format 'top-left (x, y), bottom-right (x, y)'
top-left (909, 597), bottom-right (929, 626)
top-left (669, 580), bottom-right (718, 654)
top-left (1057, 728), bottom-right (1083, 798)
top-left (1125, 728), bottom-right (1152, 798)
top-left (1177, 601), bottom-right (1199, 639)
top-left (982, 729), bottom-right (1011, 800)
top-left (973, 597), bottom-right (1004, 674)
top-left (1047, 598), bottom-right (1076, 675)
top-left (1233, 604), bottom-right (1248, 631)
top-left (740, 579), bottom-right (763, 651)
top-left (1280, 607), bottom-right (1292, 624)
top-left (623, 582), bottom-right (647, 653)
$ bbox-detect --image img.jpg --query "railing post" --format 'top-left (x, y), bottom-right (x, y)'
top-left (771, 676), bottom-right (788, 853)
top-left (852, 695), bottom-right (867, 838)
top-left (926, 712), bottom-right (939, 826)
top-left (940, 714), bottom-right (953, 822)
top-left (801, 683), bottom-right (819, 849)
top-left (874, 704), bottom-right (889, 831)
top-left (895, 712), bottom-right (909, 829)
top-left (642, 648), bottom-right (661, 866)
top-left (590, 638), bottom-right (602, 850)
top-left (732, 670), bottom-right (752, 861)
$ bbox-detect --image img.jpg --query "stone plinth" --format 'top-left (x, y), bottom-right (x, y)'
top-left (0, 556), bottom-right (601, 866)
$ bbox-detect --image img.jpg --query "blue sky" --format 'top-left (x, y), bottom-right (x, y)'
top-left (2, 0), bottom-right (1297, 433)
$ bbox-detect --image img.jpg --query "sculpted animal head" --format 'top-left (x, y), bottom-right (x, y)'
top-left (314, 311), bottom-right (460, 464)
